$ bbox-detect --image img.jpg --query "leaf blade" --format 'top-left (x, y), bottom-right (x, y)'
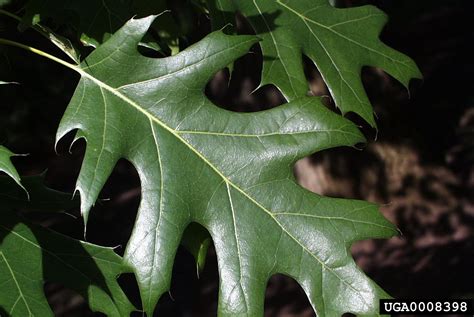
top-left (54, 16), bottom-right (398, 316)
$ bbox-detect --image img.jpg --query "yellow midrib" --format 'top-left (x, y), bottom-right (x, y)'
top-left (16, 42), bottom-right (369, 305)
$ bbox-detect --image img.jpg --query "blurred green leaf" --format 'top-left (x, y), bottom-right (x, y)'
top-left (181, 223), bottom-right (211, 274)
top-left (22, 0), bottom-right (134, 48)
top-left (0, 173), bottom-right (79, 212)
top-left (21, 0), bottom-right (197, 54)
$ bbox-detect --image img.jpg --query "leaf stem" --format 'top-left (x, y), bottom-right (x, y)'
top-left (0, 38), bottom-right (78, 72)
top-left (0, 9), bottom-right (80, 64)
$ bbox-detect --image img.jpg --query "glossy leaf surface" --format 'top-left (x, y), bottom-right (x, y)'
top-left (56, 16), bottom-right (398, 316)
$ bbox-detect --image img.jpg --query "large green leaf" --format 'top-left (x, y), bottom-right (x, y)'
top-left (0, 212), bottom-right (135, 317)
top-left (55, 16), bottom-right (397, 316)
top-left (207, 0), bottom-right (422, 127)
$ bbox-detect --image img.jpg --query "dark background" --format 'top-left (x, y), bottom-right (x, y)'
top-left (0, 0), bottom-right (473, 316)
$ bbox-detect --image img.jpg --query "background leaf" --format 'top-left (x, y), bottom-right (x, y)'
top-left (22, 0), bottom-right (134, 47)
top-left (0, 212), bottom-right (135, 317)
top-left (0, 145), bottom-right (24, 192)
top-left (181, 223), bottom-right (211, 274)
top-left (207, 0), bottom-right (422, 127)
top-left (21, 0), bottom-right (196, 54)
top-left (0, 173), bottom-right (79, 212)
top-left (0, 148), bottom-right (133, 316)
